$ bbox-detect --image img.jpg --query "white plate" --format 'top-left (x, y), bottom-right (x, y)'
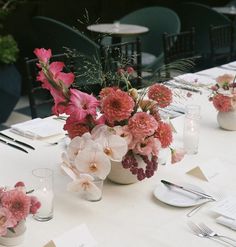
top-left (153, 183), bottom-right (208, 207)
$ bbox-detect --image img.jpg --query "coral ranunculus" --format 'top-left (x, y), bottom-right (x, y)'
top-left (212, 94), bottom-right (232, 112)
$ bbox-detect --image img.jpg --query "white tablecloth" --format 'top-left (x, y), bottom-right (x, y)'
top-left (0, 67), bottom-right (236, 247)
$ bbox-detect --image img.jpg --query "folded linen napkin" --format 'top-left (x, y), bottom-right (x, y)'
top-left (216, 216), bottom-right (236, 230)
top-left (10, 117), bottom-right (65, 139)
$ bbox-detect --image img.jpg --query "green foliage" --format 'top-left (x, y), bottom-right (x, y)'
top-left (0, 34), bottom-right (19, 64)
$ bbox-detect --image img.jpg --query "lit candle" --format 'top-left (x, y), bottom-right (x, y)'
top-left (33, 188), bottom-right (54, 219)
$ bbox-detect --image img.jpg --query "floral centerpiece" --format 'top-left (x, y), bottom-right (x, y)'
top-left (0, 181), bottom-right (40, 239)
top-left (34, 48), bottom-right (184, 198)
top-left (209, 73), bottom-right (236, 130)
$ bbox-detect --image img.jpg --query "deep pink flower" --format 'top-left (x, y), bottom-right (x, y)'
top-left (128, 112), bottom-right (158, 138)
top-left (14, 182), bottom-right (25, 188)
top-left (212, 94), bottom-right (232, 112)
top-left (29, 196), bottom-right (41, 214)
top-left (154, 121), bottom-right (173, 148)
top-left (171, 148), bottom-right (186, 164)
top-left (101, 89), bottom-right (135, 124)
top-left (64, 115), bottom-right (91, 139)
top-left (148, 84), bottom-right (172, 108)
top-left (65, 89), bottom-right (99, 121)
top-left (33, 48), bottom-right (52, 64)
top-left (126, 66), bottom-right (135, 74)
top-left (1, 190), bottom-right (31, 222)
top-left (0, 208), bottom-right (16, 236)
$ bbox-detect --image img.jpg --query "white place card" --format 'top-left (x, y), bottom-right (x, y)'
top-left (186, 158), bottom-right (225, 181)
top-left (44, 224), bottom-right (97, 247)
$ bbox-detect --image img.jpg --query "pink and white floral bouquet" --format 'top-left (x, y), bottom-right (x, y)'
top-left (34, 48), bottom-right (183, 196)
top-left (210, 74), bottom-right (236, 112)
top-left (0, 182), bottom-right (41, 236)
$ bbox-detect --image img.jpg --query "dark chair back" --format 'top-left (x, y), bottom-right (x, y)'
top-left (163, 28), bottom-right (196, 65)
top-left (25, 54), bottom-right (71, 119)
top-left (100, 38), bottom-right (142, 87)
top-left (119, 7), bottom-right (181, 71)
top-left (209, 23), bottom-right (234, 66)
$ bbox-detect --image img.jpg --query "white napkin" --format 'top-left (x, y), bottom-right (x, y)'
top-left (10, 117), bottom-right (66, 139)
top-left (216, 216), bottom-right (236, 230)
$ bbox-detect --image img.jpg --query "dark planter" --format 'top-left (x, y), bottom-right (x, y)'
top-left (0, 64), bottom-right (21, 123)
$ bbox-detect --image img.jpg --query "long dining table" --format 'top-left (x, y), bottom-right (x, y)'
top-left (1, 65), bottom-right (236, 247)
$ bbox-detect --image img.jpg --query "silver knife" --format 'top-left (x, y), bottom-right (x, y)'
top-left (0, 138), bottom-right (28, 153)
top-left (161, 180), bottom-right (215, 200)
top-left (0, 132), bottom-right (35, 150)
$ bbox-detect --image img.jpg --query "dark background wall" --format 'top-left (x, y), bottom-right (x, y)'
top-left (2, 0), bottom-right (229, 94)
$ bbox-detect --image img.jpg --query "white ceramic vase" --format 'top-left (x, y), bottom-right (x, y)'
top-left (107, 155), bottom-right (148, 184)
top-left (217, 110), bottom-right (236, 131)
top-left (0, 221), bottom-right (26, 246)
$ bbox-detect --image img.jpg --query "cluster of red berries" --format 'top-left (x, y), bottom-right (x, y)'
top-left (122, 151), bottom-right (158, 181)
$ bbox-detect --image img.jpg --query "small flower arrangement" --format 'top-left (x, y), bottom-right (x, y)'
top-left (210, 74), bottom-right (236, 112)
top-left (34, 48), bottom-right (184, 196)
top-left (0, 181), bottom-right (41, 236)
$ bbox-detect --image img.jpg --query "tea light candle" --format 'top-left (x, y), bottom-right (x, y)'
top-left (33, 188), bottom-right (54, 216)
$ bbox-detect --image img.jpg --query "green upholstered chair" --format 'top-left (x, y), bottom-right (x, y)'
top-left (32, 16), bottom-right (102, 95)
top-left (119, 7), bottom-right (181, 73)
top-left (174, 2), bottom-right (231, 69)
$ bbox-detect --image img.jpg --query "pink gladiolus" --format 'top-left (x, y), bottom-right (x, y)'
top-left (171, 148), bottom-right (186, 164)
top-left (34, 48), bottom-right (52, 64)
top-left (133, 136), bottom-right (161, 156)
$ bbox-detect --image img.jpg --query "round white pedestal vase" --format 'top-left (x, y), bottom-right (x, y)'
top-left (0, 221), bottom-right (26, 246)
top-left (108, 160), bottom-right (139, 184)
top-left (217, 110), bottom-right (236, 131)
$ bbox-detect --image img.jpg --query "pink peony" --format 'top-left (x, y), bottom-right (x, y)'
top-left (148, 84), bottom-right (172, 108)
top-left (154, 121), bottom-right (173, 148)
top-left (1, 190), bottom-right (31, 222)
top-left (34, 48), bottom-right (52, 64)
top-left (0, 208), bottom-right (16, 236)
top-left (212, 94), bottom-right (232, 112)
top-left (64, 115), bottom-right (91, 139)
top-left (128, 112), bottom-right (158, 138)
top-left (65, 89), bottom-right (99, 121)
top-left (101, 89), bottom-right (135, 124)
top-left (171, 148), bottom-right (186, 164)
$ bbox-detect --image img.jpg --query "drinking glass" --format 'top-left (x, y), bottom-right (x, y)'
top-left (183, 105), bottom-right (201, 154)
top-left (32, 168), bottom-right (54, 221)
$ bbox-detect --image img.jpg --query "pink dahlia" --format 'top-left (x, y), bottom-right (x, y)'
top-left (0, 208), bottom-right (16, 236)
top-left (64, 115), bottom-right (91, 139)
top-left (212, 94), bottom-right (232, 112)
top-left (101, 89), bottom-right (135, 123)
top-left (154, 121), bottom-right (173, 148)
top-left (1, 190), bottom-right (31, 222)
top-left (65, 89), bottom-right (99, 121)
top-left (128, 112), bottom-right (158, 138)
top-left (148, 84), bottom-right (172, 108)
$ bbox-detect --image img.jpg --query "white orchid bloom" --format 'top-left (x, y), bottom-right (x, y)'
top-left (67, 133), bottom-right (94, 161)
top-left (74, 143), bottom-right (111, 179)
top-left (95, 134), bottom-right (128, 162)
top-left (91, 124), bottom-right (115, 139)
top-left (67, 174), bottom-right (102, 200)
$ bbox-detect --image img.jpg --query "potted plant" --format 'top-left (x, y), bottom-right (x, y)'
top-left (0, 0), bottom-right (25, 123)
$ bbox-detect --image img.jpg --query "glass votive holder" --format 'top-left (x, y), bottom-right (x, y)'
top-left (183, 105), bottom-right (201, 155)
top-left (32, 168), bottom-right (54, 221)
top-left (80, 176), bottom-right (104, 202)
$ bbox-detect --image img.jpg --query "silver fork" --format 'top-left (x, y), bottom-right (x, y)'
top-left (188, 221), bottom-right (235, 246)
top-left (199, 223), bottom-right (236, 244)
